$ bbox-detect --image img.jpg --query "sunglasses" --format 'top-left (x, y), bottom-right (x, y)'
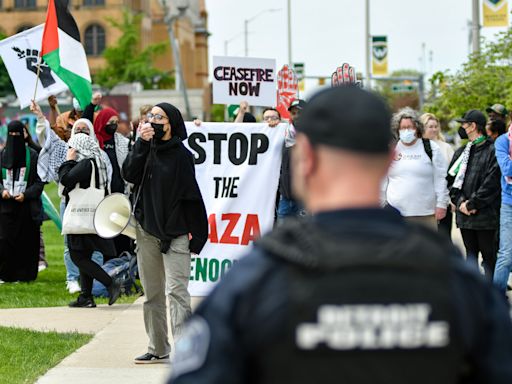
top-left (147, 113), bottom-right (168, 121)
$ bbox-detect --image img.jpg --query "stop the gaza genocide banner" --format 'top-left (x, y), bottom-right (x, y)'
top-left (184, 122), bottom-right (285, 296)
top-left (483, 0), bottom-right (509, 27)
top-left (372, 36), bottom-right (388, 76)
top-left (212, 56), bottom-right (277, 107)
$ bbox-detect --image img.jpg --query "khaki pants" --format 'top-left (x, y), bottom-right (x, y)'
top-left (136, 223), bottom-right (191, 356)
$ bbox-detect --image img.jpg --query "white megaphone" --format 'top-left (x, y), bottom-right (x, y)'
top-left (94, 193), bottom-right (137, 240)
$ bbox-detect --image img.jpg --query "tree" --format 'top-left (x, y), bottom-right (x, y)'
top-left (0, 32), bottom-right (15, 97)
top-left (94, 10), bottom-right (174, 90)
top-left (425, 28), bottom-right (512, 123)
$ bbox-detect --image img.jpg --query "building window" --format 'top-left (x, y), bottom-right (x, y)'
top-left (83, 0), bottom-right (105, 6)
top-left (14, 0), bottom-right (36, 8)
top-left (16, 25), bottom-right (34, 33)
top-left (84, 24), bottom-right (105, 56)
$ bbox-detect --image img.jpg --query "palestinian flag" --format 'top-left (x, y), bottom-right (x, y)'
top-left (41, 0), bottom-right (91, 109)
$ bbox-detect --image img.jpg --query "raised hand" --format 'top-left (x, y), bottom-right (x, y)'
top-left (277, 65), bottom-right (299, 120)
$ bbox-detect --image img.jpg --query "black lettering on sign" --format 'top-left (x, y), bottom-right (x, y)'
top-left (188, 132), bottom-right (207, 164)
top-left (186, 132), bottom-right (270, 165)
top-left (213, 177), bottom-right (239, 198)
top-left (228, 82), bottom-right (261, 97)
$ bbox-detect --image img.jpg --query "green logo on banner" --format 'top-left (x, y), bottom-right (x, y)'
top-left (190, 256), bottom-right (238, 283)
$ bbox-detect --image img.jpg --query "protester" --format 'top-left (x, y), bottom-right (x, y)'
top-left (486, 103), bottom-right (508, 124)
top-left (0, 121), bottom-right (44, 282)
top-left (123, 102), bottom-right (208, 364)
top-left (276, 99), bottom-right (306, 223)
top-left (54, 97), bottom-right (83, 142)
top-left (486, 119), bottom-right (507, 142)
top-left (383, 107), bottom-right (448, 229)
top-left (83, 97), bottom-right (131, 256)
top-left (169, 86), bottom-right (512, 384)
top-left (234, 100), bottom-right (256, 123)
top-left (31, 100), bottom-right (108, 293)
top-left (448, 110), bottom-right (501, 280)
top-left (420, 112), bottom-right (454, 238)
top-left (493, 125), bottom-right (512, 294)
top-left (58, 133), bottom-right (121, 308)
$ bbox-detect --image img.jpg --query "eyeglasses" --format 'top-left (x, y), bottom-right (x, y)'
top-left (263, 116), bottom-right (280, 122)
top-left (147, 113), bottom-right (168, 121)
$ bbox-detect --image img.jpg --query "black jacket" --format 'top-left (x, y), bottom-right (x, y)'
top-left (122, 137), bottom-right (208, 254)
top-left (0, 147), bottom-right (44, 223)
top-left (447, 138), bottom-right (501, 230)
top-left (59, 158), bottom-right (116, 256)
top-left (169, 209), bottom-right (512, 384)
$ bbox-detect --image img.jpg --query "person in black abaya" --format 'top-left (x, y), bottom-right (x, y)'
top-left (0, 121), bottom-right (44, 282)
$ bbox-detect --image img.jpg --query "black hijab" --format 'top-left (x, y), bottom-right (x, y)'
top-left (156, 102), bottom-right (188, 140)
top-left (2, 121), bottom-right (26, 169)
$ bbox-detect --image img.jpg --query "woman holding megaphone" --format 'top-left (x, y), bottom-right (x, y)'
top-left (122, 102), bottom-right (208, 364)
top-left (58, 133), bottom-right (121, 308)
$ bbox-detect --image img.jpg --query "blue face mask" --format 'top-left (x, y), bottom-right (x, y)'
top-left (399, 129), bottom-right (416, 144)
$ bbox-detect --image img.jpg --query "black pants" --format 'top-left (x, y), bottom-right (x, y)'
top-left (460, 228), bottom-right (497, 280)
top-left (70, 249), bottom-right (112, 297)
top-left (438, 209), bottom-right (453, 241)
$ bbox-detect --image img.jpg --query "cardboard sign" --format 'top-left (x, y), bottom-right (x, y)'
top-left (213, 56), bottom-right (277, 107)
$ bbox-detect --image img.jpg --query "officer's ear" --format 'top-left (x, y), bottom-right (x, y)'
top-left (294, 134), bottom-right (317, 178)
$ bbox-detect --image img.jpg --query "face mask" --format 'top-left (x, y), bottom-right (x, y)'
top-left (399, 129), bottom-right (416, 144)
top-left (105, 123), bottom-right (118, 135)
top-left (151, 123), bottom-right (165, 140)
top-left (458, 126), bottom-right (469, 140)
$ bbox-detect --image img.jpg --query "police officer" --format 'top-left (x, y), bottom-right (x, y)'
top-left (169, 86), bottom-right (512, 383)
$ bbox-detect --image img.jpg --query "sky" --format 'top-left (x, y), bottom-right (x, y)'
top-left (204, 0), bottom-right (510, 96)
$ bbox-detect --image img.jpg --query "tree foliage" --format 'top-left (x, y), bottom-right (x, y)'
top-left (0, 32), bottom-right (15, 97)
top-left (94, 10), bottom-right (174, 90)
top-left (425, 28), bottom-right (512, 124)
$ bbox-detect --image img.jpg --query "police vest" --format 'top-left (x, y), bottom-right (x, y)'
top-left (256, 219), bottom-right (469, 384)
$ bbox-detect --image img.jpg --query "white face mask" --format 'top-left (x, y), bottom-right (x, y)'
top-left (399, 129), bottom-right (416, 144)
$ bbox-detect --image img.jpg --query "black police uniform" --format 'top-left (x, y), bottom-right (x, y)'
top-left (169, 208), bottom-right (512, 384)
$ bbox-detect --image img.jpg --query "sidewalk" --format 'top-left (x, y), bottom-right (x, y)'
top-left (0, 297), bottom-right (202, 384)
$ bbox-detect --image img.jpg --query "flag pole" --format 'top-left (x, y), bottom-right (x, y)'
top-left (33, 57), bottom-right (42, 101)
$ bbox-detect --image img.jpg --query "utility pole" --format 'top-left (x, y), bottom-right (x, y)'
top-left (287, 0), bottom-right (292, 64)
top-left (472, 0), bottom-right (480, 54)
top-left (365, 0), bottom-right (371, 89)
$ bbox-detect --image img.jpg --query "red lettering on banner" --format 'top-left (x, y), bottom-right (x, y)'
top-left (208, 213), bottom-right (261, 245)
top-left (208, 213), bottom-right (219, 243)
top-left (240, 214), bottom-right (260, 245)
top-left (220, 213), bottom-right (241, 244)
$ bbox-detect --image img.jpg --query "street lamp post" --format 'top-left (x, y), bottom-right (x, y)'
top-left (365, 0), bottom-right (371, 89)
top-left (161, 0), bottom-right (192, 120)
top-left (244, 8), bottom-right (281, 57)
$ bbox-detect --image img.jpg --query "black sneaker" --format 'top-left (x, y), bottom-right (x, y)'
top-left (69, 295), bottom-right (96, 308)
top-left (108, 278), bottom-right (122, 306)
top-left (134, 353), bottom-right (170, 364)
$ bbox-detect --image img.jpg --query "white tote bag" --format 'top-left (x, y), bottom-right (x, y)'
top-left (62, 160), bottom-right (105, 235)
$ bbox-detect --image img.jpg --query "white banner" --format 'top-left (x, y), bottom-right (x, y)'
top-left (0, 25), bottom-right (68, 109)
top-left (212, 56), bottom-right (277, 107)
top-left (184, 122), bottom-right (285, 296)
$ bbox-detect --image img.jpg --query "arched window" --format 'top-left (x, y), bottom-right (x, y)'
top-left (84, 24), bottom-right (105, 56)
top-left (14, 0), bottom-right (36, 8)
top-left (16, 25), bottom-right (34, 33)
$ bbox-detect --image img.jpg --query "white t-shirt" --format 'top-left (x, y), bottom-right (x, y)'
top-left (384, 139), bottom-right (449, 217)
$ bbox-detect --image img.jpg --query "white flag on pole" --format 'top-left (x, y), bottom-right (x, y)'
top-left (0, 25), bottom-right (67, 109)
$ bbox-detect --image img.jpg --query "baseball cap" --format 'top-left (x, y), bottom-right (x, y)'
top-left (455, 110), bottom-right (487, 127)
top-left (288, 99), bottom-right (306, 111)
top-left (486, 103), bottom-right (508, 116)
top-left (295, 86), bottom-right (392, 153)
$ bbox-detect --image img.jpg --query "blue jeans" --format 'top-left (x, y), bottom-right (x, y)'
top-left (60, 200), bottom-right (103, 282)
top-left (494, 203), bottom-right (512, 293)
top-left (276, 197), bottom-right (306, 226)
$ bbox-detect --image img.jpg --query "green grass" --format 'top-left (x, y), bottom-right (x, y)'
top-left (0, 183), bottom-right (138, 308)
top-left (0, 326), bottom-right (92, 384)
